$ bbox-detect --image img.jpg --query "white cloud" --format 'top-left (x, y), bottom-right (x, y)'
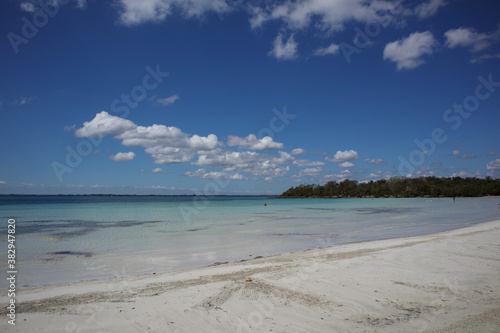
top-left (269, 33), bottom-right (298, 60)
top-left (290, 148), bottom-right (306, 155)
top-left (157, 94), bottom-right (179, 106)
top-left (368, 172), bottom-right (383, 179)
top-left (294, 167), bottom-right (323, 177)
top-left (364, 158), bottom-right (385, 165)
top-left (273, 151), bottom-right (295, 164)
top-left (184, 168), bottom-right (244, 180)
top-left (152, 167), bottom-right (166, 173)
top-left (109, 152), bottom-right (136, 162)
top-left (64, 124), bottom-right (76, 132)
top-left (383, 31), bottom-right (438, 70)
top-left (117, 0), bottom-right (231, 26)
top-left (20, 2), bottom-right (36, 12)
top-left (458, 154), bottom-right (476, 159)
top-left (194, 151), bottom-right (261, 167)
top-left (414, 0), bottom-right (448, 19)
top-left (114, 124), bottom-right (219, 151)
top-left (451, 171), bottom-right (480, 178)
top-left (0, 180), bottom-right (6, 184)
top-left (227, 134), bottom-right (284, 150)
top-left (445, 26), bottom-right (500, 53)
top-left (250, 0), bottom-right (402, 32)
top-left (145, 146), bottom-right (195, 164)
top-left (193, 150), bottom-right (292, 178)
top-left (76, 0), bottom-right (87, 9)
top-left (339, 161), bottom-right (354, 168)
top-left (486, 158), bottom-right (500, 171)
top-left (323, 169), bottom-right (351, 182)
top-left (452, 150), bottom-right (460, 155)
top-left (293, 159), bottom-right (325, 167)
top-left (326, 150), bottom-right (359, 163)
top-left (75, 111), bottom-right (137, 138)
top-left (470, 52), bottom-right (500, 64)
top-left (244, 162), bottom-right (290, 177)
top-left (313, 43), bottom-right (340, 56)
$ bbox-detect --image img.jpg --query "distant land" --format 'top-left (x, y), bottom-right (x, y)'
top-left (280, 177), bottom-right (500, 198)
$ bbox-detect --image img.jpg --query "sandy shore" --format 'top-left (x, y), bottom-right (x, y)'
top-left (1, 220), bottom-right (500, 332)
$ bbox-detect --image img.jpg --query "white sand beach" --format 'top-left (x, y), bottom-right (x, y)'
top-left (2, 220), bottom-right (500, 332)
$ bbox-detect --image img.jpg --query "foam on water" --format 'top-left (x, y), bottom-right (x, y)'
top-left (0, 196), bottom-right (498, 287)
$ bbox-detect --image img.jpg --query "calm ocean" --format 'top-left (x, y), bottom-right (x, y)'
top-left (1, 195), bottom-right (499, 287)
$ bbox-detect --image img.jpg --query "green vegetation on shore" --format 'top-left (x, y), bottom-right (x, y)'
top-left (280, 177), bottom-right (500, 198)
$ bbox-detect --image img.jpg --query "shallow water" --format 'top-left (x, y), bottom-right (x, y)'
top-left (0, 196), bottom-right (498, 287)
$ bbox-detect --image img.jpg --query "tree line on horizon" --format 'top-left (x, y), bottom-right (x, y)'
top-left (280, 176), bottom-right (500, 198)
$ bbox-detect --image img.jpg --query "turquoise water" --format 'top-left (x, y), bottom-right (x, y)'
top-left (0, 196), bottom-right (499, 287)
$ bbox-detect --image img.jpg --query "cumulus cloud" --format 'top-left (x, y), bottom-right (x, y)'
top-left (323, 169), bottom-right (351, 182)
top-left (458, 154), bottom-right (476, 159)
top-left (244, 162), bottom-right (290, 177)
top-left (152, 167), bottom-right (166, 173)
top-left (269, 33), bottom-right (298, 60)
top-left (75, 111), bottom-right (137, 138)
top-left (486, 158), bottom-right (500, 171)
top-left (383, 31), bottom-right (438, 70)
top-left (77, 112), bottom-right (219, 151)
top-left (451, 171), bottom-right (480, 178)
top-left (293, 159), bottom-right (325, 167)
top-left (227, 134), bottom-right (284, 150)
top-left (339, 161), bottom-right (355, 168)
top-left (290, 148), bottom-right (306, 155)
top-left (109, 152), bottom-right (136, 162)
top-left (157, 94), bottom-right (179, 106)
top-left (75, 112), bottom-right (221, 165)
top-left (194, 151), bottom-right (261, 167)
top-left (193, 150), bottom-right (292, 178)
top-left (445, 26), bottom-right (500, 53)
top-left (184, 168), bottom-right (244, 180)
top-left (250, 0), bottom-right (402, 32)
top-left (414, 0), bottom-right (448, 19)
top-left (313, 43), bottom-right (340, 56)
top-left (364, 158), bottom-right (385, 165)
top-left (20, 2), bottom-right (36, 12)
top-left (117, 0), bottom-right (231, 26)
top-left (145, 147), bottom-right (195, 164)
top-left (368, 171), bottom-right (385, 179)
top-left (293, 167), bottom-right (323, 178)
top-left (326, 150), bottom-right (359, 163)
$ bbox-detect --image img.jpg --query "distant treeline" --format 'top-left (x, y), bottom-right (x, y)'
top-left (280, 177), bottom-right (500, 198)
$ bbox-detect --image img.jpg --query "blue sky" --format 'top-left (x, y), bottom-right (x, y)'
top-left (1, 0), bottom-right (499, 195)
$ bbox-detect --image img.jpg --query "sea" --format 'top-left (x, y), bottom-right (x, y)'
top-left (0, 195), bottom-right (499, 288)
